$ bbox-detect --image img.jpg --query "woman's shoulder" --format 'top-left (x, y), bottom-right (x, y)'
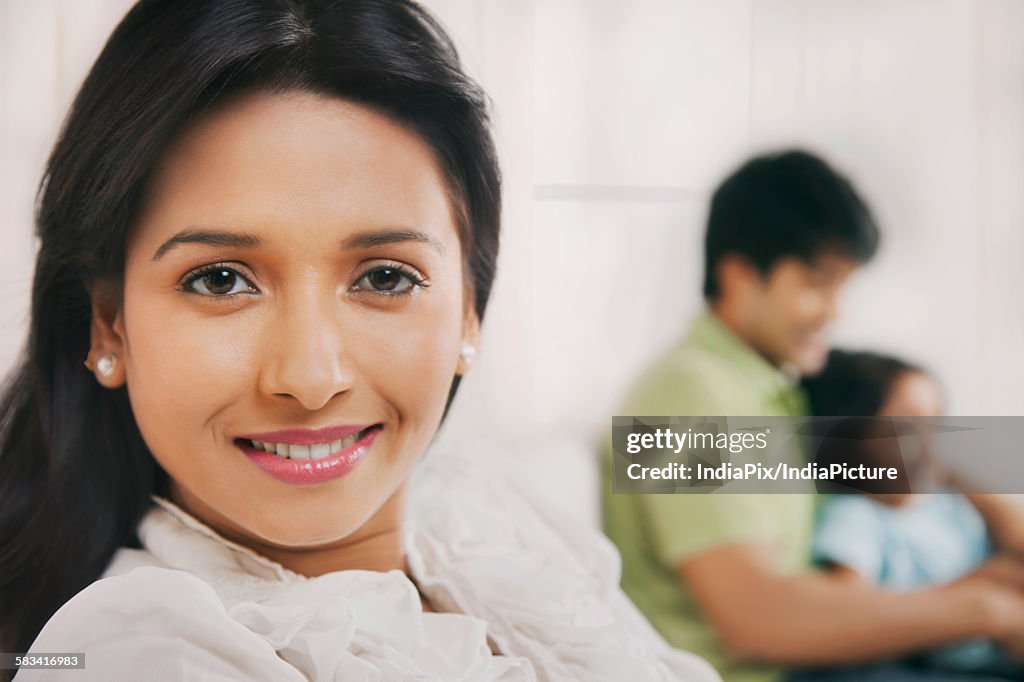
top-left (31, 545), bottom-right (535, 681)
top-left (38, 564), bottom-right (223, 627)
top-left (100, 544), bottom-right (167, 578)
top-left (409, 446), bottom-right (722, 681)
top-left (410, 444), bottom-right (621, 586)
top-left (23, 566), bottom-right (305, 681)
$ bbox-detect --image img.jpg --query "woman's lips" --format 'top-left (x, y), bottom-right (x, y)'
top-left (235, 425), bottom-right (381, 485)
top-left (237, 423), bottom-right (370, 445)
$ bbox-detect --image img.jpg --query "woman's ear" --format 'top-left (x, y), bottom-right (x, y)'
top-left (456, 307), bottom-right (481, 376)
top-left (86, 284), bottom-right (128, 388)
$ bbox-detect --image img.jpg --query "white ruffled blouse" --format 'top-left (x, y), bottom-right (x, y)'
top-left (21, 450), bottom-right (720, 681)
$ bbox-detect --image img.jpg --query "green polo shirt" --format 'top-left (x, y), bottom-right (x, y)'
top-left (602, 311), bottom-right (813, 682)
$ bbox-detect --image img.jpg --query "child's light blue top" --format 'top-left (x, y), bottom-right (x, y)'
top-left (812, 490), bottom-right (1022, 676)
top-left (812, 491), bottom-right (990, 589)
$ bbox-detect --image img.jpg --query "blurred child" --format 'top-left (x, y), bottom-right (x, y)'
top-left (799, 350), bottom-right (1024, 680)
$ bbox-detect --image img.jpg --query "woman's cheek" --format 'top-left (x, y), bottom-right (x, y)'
top-left (124, 297), bottom-right (257, 439)
top-left (351, 303), bottom-right (460, 426)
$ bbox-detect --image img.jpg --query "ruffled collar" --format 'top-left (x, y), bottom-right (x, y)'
top-left (148, 495), bottom-right (298, 582)
top-left (139, 493), bottom-right (531, 680)
top-left (130, 450), bottom-right (718, 681)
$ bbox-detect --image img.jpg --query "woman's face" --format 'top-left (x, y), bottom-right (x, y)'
top-left (870, 371), bottom-right (945, 504)
top-left (91, 90), bottom-right (477, 549)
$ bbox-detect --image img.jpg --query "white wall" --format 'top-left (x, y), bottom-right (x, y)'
top-left (428, 0), bottom-right (1024, 526)
top-left (2, 1), bottom-right (1022, 527)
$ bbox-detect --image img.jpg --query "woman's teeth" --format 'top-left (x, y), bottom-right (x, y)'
top-left (249, 432), bottom-right (361, 460)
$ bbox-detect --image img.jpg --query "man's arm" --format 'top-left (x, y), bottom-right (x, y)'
top-left (677, 541), bottom-right (1024, 666)
top-left (949, 474), bottom-right (1024, 556)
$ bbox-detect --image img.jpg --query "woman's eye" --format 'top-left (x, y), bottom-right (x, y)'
top-left (354, 266), bottom-right (421, 295)
top-left (184, 267), bottom-right (255, 296)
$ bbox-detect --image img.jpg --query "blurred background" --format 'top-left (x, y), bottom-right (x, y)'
top-left (2, 0), bottom-right (1022, 528)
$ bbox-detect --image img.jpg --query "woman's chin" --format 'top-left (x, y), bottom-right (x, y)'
top-left (243, 516), bottom-right (364, 551)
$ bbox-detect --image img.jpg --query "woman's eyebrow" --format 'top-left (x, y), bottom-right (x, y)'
top-left (151, 228), bottom-right (262, 261)
top-left (152, 226), bottom-right (446, 262)
top-left (341, 228), bottom-right (446, 255)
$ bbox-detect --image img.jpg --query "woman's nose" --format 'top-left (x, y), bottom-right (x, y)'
top-left (257, 289), bottom-right (354, 410)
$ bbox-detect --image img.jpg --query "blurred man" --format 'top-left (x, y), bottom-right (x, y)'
top-left (603, 150), bottom-right (1024, 682)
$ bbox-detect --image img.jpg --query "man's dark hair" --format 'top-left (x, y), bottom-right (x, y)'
top-left (703, 149), bottom-right (880, 300)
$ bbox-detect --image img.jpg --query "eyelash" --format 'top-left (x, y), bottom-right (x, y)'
top-left (177, 261), bottom-right (429, 299)
top-left (350, 260), bottom-right (429, 297)
top-left (178, 262), bottom-right (257, 298)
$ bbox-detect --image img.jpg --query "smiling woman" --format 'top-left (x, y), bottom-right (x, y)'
top-left (0, 1), bottom-right (717, 680)
top-left (112, 91), bottom-right (472, 555)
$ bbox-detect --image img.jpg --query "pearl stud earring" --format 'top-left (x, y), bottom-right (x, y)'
top-left (97, 354), bottom-right (117, 376)
top-left (85, 353), bottom-right (117, 377)
top-left (459, 343), bottom-right (476, 365)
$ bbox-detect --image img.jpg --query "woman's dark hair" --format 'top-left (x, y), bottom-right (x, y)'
top-left (703, 149), bottom-right (880, 300)
top-left (0, 0), bottom-right (501, 656)
top-left (802, 350), bottom-right (930, 494)
top-left (802, 349), bottom-right (924, 418)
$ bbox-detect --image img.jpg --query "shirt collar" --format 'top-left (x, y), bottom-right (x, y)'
top-left (686, 309), bottom-right (806, 413)
top-left (145, 495), bottom-right (302, 583)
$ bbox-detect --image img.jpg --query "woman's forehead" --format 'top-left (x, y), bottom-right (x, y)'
top-left (130, 90), bottom-right (460, 257)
